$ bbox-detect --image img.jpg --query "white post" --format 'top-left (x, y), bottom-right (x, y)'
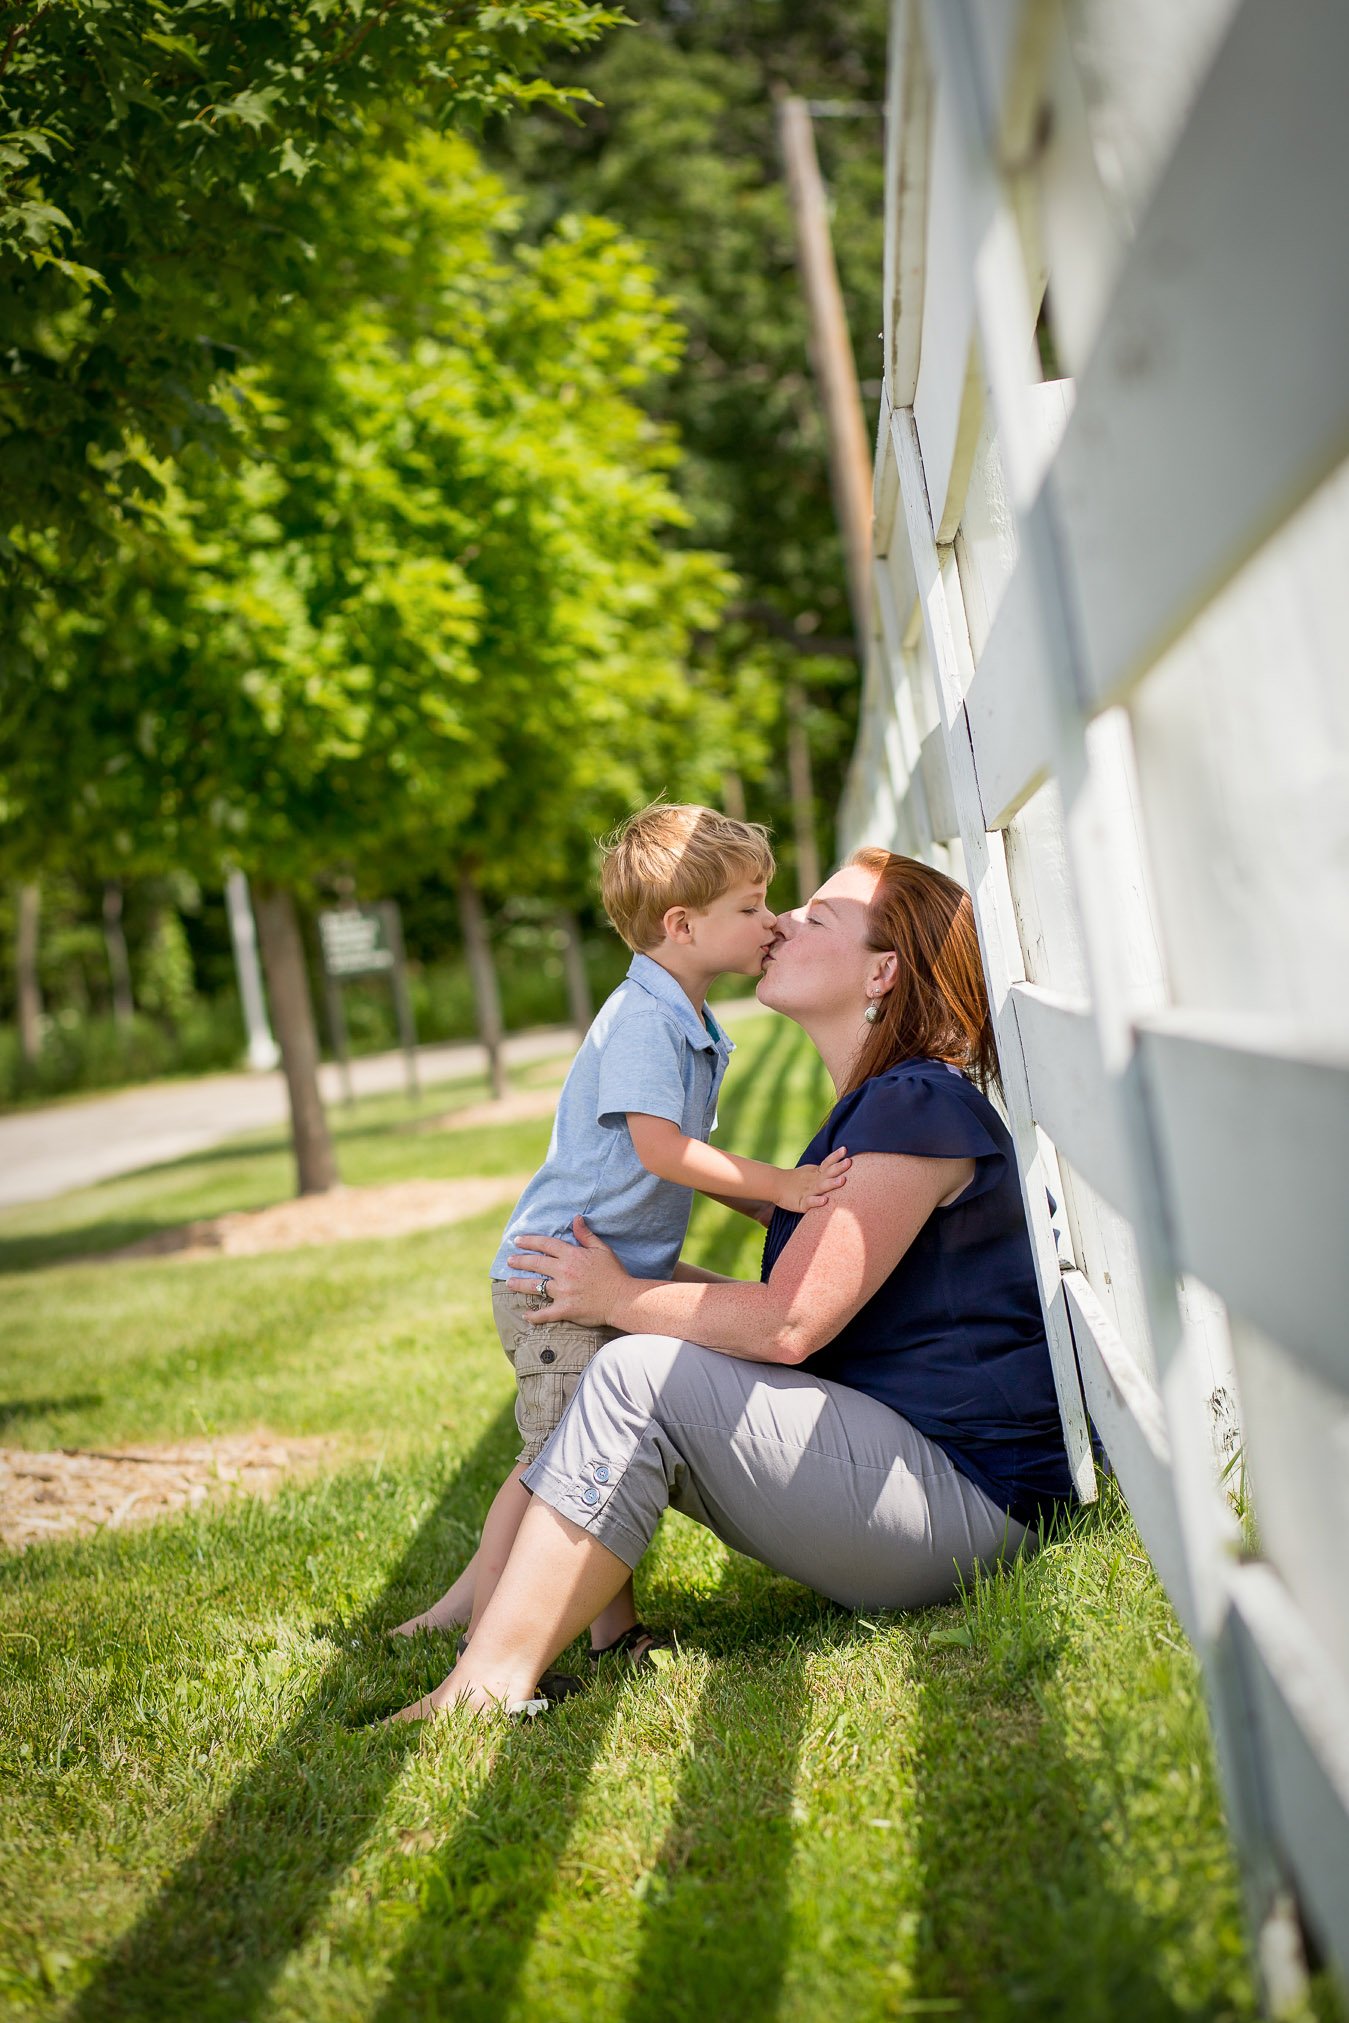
top-left (225, 871), bottom-right (280, 1071)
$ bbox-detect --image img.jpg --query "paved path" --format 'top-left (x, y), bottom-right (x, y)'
top-left (1, 998), bottom-right (768, 1211)
top-left (0, 1030), bottom-right (577, 1212)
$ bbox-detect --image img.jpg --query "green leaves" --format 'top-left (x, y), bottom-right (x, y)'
top-left (0, 0), bottom-right (626, 569)
top-left (6, 122), bottom-right (730, 903)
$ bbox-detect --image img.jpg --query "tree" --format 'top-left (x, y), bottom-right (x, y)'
top-left (0, 0), bottom-right (622, 602)
top-left (5, 129), bottom-right (731, 1191)
top-left (492, 0), bottom-right (888, 882)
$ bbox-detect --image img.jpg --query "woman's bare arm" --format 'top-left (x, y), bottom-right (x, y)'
top-left (511, 1151), bottom-right (974, 1363)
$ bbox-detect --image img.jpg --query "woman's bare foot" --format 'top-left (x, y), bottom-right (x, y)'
top-left (384, 1662), bottom-right (537, 1724)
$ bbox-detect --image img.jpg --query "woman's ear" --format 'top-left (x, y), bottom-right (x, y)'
top-left (870, 950), bottom-right (900, 997)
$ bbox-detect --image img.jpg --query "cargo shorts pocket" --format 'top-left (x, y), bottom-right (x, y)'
top-left (511, 1321), bottom-right (611, 1379)
top-left (510, 1321), bottom-right (616, 1464)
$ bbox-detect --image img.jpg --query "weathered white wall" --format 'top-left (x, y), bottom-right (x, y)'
top-left (839, 1), bottom-right (1349, 2002)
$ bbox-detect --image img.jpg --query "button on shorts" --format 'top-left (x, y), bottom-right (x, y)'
top-left (491, 1282), bottom-right (620, 1466)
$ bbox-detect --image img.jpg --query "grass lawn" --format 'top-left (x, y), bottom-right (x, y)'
top-left (0, 1012), bottom-right (1338, 2021)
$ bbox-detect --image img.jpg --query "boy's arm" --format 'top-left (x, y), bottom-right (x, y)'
top-left (701, 1189), bottom-right (775, 1227)
top-left (627, 1112), bottom-right (850, 1215)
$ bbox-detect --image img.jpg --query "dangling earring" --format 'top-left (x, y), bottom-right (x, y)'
top-left (864, 997), bottom-right (881, 1024)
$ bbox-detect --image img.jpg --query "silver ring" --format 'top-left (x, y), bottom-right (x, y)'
top-left (535, 1274), bottom-right (552, 1302)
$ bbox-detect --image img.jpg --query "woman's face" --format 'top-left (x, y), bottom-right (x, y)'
top-left (757, 861), bottom-right (887, 1022)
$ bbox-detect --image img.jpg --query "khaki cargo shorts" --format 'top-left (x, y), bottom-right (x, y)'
top-left (492, 1281), bottom-right (621, 1467)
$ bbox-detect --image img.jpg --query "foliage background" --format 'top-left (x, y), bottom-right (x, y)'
top-left (1, 0), bottom-right (887, 1103)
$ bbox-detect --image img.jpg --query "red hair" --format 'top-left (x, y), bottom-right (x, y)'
top-left (841, 849), bottom-right (999, 1098)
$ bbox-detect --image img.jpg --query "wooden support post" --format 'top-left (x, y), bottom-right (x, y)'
top-left (786, 682), bottom-right (822, 902)
top-left (324, 967), bottom-right (354, 1108)
top-left (777, 93), bottom-right (874, 653)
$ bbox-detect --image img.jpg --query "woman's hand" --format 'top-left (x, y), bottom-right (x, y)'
top-left (507, 1217), bottom-right (632, 1326)
top-left (773, 1144), bottom-right (851, 1214)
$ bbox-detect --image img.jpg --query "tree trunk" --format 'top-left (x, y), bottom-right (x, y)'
top-left (722, 769), bottom-right (748, 822)
top-left (253, 885), bottom-right (338, 1196)
top-left (557, 909), bottom-right (593, 1035)
top-left (102, 880), bottom-right (135, 1027)
top-left (786, 682), bottom-right (821, 902)
top-left (15, 881), bottom-right (42, 1064)
top-left (457, 873), bottom-right (507, 1100)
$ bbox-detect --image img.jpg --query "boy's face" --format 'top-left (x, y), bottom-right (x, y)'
top-left (681, 878), bottom-right (778, 977)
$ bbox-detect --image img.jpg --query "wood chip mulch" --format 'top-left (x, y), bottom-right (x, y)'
top-left (104, 1175), bottom-right (530, 1263)
top-left (0, 1433), bottom-right (333, 1551)
top-left (430, 1087), bottom-right (564, 1133)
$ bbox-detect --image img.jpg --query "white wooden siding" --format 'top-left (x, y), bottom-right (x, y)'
top-left (839, 1), bottom-right (1349, 2004)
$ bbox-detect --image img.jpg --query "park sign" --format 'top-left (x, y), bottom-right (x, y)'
top-left (319, 906), bottom-right (395, 979)
top-left (317, 903), bottom-right (419, 1098)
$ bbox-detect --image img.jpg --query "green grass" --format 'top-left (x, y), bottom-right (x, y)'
top-left (0, 1014), bottom-right (1340, 2021)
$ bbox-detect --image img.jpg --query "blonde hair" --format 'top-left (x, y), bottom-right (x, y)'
top-left (600, 802), bottom-right (775, 952)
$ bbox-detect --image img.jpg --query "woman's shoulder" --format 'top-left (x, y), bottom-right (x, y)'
top-left (843, 1055), bottom-right (996, 1111)
top-left (829, 1058), bottom-right (1011, 1171)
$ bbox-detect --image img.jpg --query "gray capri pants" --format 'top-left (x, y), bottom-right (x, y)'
top-left (521, 1332), bottom-right (1029, 1611)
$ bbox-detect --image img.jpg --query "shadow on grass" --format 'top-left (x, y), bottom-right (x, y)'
top-left (906, 1513), bottom-right (1248, 2020)
top-left (363, 1553), bottom-right (830, 2021)
top-left (70, 1401), bottom-right (519, 2023)
top-left (616, 1594), bottom-right (826, 2021)
top-left (0, 1391), bottom-right (104, 1430)
top-left (363, 1677), bottom-right (618, 2023)
top-left (0, 1219), bottom-right (191, 1275)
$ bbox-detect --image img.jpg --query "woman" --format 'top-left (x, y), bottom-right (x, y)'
top-left (392, 849), bottom-right (1076, 1721)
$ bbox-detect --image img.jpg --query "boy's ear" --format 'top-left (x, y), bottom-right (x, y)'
top-left (661, 903), bottom-right (693, 944)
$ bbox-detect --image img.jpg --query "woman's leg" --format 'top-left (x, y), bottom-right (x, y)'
top-left (460, 1471), bottom-right (639, 1649)
top-left (389, 1333), bottom-right (1027, 1718)
top-left (522, 1334), bottom-right (1027, 1612)
top-left (389, 1500), bottom-right (633, 1719)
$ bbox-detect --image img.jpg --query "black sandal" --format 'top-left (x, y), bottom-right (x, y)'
top-left (535, 1668), bottom-right (587, 1703)
top-left (590, 1624), bottom-right (677, 1673)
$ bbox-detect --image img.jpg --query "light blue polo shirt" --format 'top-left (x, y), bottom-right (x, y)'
top-left (489, 953), bottom-right (735, 1284)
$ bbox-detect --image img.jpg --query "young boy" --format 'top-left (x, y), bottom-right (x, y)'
top-left (395, 802), bottom-right (849, 1666)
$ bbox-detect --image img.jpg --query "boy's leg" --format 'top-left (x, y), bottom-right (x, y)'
top-left (588, 1577), bottom-right (639, 1651)
top-left (466, 1468), bottom-right (534, 1635)
top-left (392, 1280), bottom-right (523, 1638)
top-left (457, 1293), bottom-right (657, 1657)
top-left (391, 1548), bottom-right (478, 1638)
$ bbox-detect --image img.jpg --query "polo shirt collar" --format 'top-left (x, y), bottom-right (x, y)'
top-left (626, 953), bottom-right (732, 1054)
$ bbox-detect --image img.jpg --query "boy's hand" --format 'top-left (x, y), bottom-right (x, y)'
top-left (775, 1146), bottom-right (850, 1214)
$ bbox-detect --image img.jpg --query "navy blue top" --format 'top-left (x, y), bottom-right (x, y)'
top-left (761, 1059), bottom-right (1074, 1528)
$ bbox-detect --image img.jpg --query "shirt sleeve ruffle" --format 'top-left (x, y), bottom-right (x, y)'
top-left (840, 1069), bottom-right (1008, 1203)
